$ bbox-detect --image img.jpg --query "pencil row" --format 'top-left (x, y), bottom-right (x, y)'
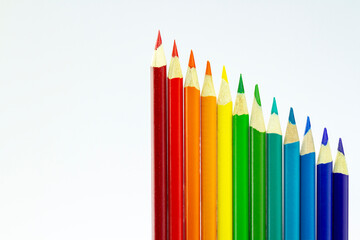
top-left (150, 31), bottom-right (349, 240)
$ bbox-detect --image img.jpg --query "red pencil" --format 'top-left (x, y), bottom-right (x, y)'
top-left (151, 31), bottom-right (167, 240)
top-left (168, 40), bottom-right (183, 240)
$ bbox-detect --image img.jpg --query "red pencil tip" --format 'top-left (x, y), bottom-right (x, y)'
top-left (205, 61), bottom-right (212, 75)
top-left (155, 30), bottom-right (162, 50)
top-left (188, 50), bottom-right (196, 68)
top-left (172, 40), bottom-right (178, 57)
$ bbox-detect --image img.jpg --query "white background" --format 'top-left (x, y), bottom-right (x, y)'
top-left (0, 1), bottom-right (359, 239)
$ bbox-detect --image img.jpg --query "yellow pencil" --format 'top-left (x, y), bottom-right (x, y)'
top-left (217, 66), bottom-right (233, 240)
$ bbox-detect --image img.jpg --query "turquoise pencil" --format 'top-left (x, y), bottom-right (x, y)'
top-left (300, 117), bottom-right (315, 240)
top-left (284, 107), bottom-right (300, 240)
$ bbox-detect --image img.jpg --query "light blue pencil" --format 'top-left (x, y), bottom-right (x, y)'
top-left (284, 107), bottom-right (300, 240)
top-left (300, 117), bottom-right (315, 240)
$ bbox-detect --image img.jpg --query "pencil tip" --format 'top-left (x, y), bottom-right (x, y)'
top-left (322, 128), bottom-right (329, 145)
top-left (271, 97), bottom-right (278, 115)
top-left (338, 138), bottom-right (345, 155)
top-left (222, 66), bottom-right (228, 82)
top-left (155, 30), bottom-right (162, 50)
top-left (254, 84), bottom-right (261, 106)
top-left (205, 61), bottom-right (212, 76)
top-left (304, 116), bottom-right (311, 135)
top-left (172, 40), bottom-right (178, 57)
top-left (288, 107), bottom-right (296, 124)
top-left (188, 50), bottom-right (196, 68)
top-left (237, 74), bottom-right (244, 93)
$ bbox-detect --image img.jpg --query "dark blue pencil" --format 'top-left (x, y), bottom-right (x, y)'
top-left (300, 117), bottom-right (315, 240)
top-left (317, 128), bottom-right (332, 240)
top-left (332, 138), bottom-right (349, 240)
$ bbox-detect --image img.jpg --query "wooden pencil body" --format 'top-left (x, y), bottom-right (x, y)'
top-left (317, 162), bottom-right (332, 240)
top-left (332, 173), bottom-right (348, 240)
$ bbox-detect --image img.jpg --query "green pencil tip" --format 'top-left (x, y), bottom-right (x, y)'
top-left (254, 84), bottom-right (261, 106)
top-left (271, 97), bottom-right (278, 115)
top-left (237, 74), bottom-right (245, 93)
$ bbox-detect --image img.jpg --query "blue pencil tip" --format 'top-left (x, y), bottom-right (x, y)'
top-left (338, 138), bottom-right (345, 155)
top-left (322, 128), bottom-right (329, 145)
top-left (288, 107), bottom-right (296, 124)
top-left (304, 116), bottom-right (311, 135)
top-left (271, 97), bottom-right (278, 115)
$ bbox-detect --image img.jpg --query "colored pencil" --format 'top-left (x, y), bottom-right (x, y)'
top-left (284, 107), bottom-right (300, 240)
top-left (332, 138), bottom-right (349, 240)
top-left (184, 50), bottom-right (200, 240)
top-left (317, 128), bottom-right (332, 240)
top-left (266, 97), bottom-right (282, 240)
top-left (217, 66), bottom-right (233, 240)
top-left (150, 31), bottom-right (167, 240)
top-left (201, 61), bottom-right (217, 240)
top-left (300, 117), bottom-right (315, 240)
top-left (168, 41), bottom-right (183, 240)
top-left (250, 84), bottom-right (266, 240)
top-left (233, 74), bottom-right (249, 240)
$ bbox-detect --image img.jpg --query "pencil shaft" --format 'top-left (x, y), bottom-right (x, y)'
top-left (168, 76), bottom-right (183, 240)
top-left (267, 133), bottom-right (282, 240)
top-left (185, 86), bottom-right (200, 240)
top-left (201, 95), bottom-right (217, 240)
top-left (218, 102), bottom-right (233, 240)
top-left (151, 65), bottom-right (167, 240)
top-left (284, 142), bottom-right (300, 240)
top-left (233, 114), bottom-right (249, 240)
top-left (332, 173), bottom-right (349, 240)
top-left (250, 127), bottom-right (266, 240)
top-left (317, 162), bottom-right (332, 240)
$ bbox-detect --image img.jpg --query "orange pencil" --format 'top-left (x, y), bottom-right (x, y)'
top-left (185, 50), bottom-right (200, 240)
top-left (201, 61), bottom-right (217, 240)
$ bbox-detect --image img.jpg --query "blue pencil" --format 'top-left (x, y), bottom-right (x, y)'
top-left (284, 107), bottom-right (300, 240)
top-left (317, 128), bottom-right (332, 240)
top-left (300, 117), bottom-right (315, 240)
top-left (332, 138), bottom-right (349, 240)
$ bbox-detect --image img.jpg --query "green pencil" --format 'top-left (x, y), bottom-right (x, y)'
top-left (267, 98), bottom-right (282, 240)
top-left (250, 84), bottom-right (266, 240)
top-left (233, 74), bottom-right (249, 240)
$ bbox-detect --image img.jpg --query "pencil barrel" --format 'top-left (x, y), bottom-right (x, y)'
top-left (332, 173), bottom-right (349, 240)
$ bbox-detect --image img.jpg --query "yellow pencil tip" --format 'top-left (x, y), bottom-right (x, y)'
top-left (222, 66), bottom-right (228, 82)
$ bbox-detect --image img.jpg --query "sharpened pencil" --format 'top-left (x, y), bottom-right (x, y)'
top-left (332, 138), bottom-right (349, 240)
top-left (300, 117), bottom-right (315, 240)
top-left (151, 31), bottom-right (167, 240)
top-left (317, 128), bottom-right (333, 240)
top-left (184, 50), bottom-right (200, 240)
top-left (284, 107), bottom-right (300, 240)
top-left (250, 84), bottom-right (266, 240)
top-left (218, 66), bottom-right (233, 240)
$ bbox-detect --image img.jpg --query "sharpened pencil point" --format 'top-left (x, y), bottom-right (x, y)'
top-left (338, 138), bottom-right (345, 155)
top-left (305, 116), bottom-right (311, 135)
top-left (322, 128), bottom-right (329, 145)
top-left (237, 74), bottom-right (244, 93)
top-left (222, 66), bottom-right (228, 82)
top-left (172, 40), bottom-right (178, 57)
top-left (188, 50), bottom-right (196, 68)
top-left (254, 84), bottom-right (261, 106)
top-left (205, 61), bottom-right (212, 76)
top-left (155, 30), bottom-right (162, 50)
top-left (271, 97), bottom-right (278, 115)
top-left (289, 107), bottom-right (296, 125)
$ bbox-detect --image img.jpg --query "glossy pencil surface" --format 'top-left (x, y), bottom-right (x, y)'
top-left (284, 108), bottom-right (300, 240)
top-left (250, 85), bottom-right (266, 240)
top-left (233, 75), bottom-right (249, 240)
top-left (266, 98), bottom-right (282, 240)
top-left (333, 139), bottom-right (348, 240)
top-left (151, 31), bottom-right (167, 240)
top-left (201, 61), bottom-right (217, 240)
top-left (168, 41), bottom-right (183, 240)
top-left (217, 66), bottom-right (233, 240)
top-left (300, 117), bottom-right (315, 240)
top-left (317, 128), bottom-right (333, 240)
